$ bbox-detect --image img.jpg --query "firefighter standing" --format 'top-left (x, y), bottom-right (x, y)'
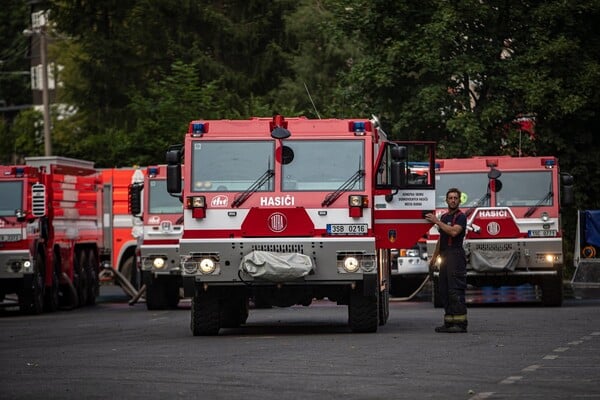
top-left (426, 188), bottom-right (468, 333)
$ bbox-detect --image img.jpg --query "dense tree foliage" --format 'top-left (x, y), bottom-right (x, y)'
top-left (2, 0), bottom-right (600, 269)
top-left (0, 0), bottom-right (32, 163)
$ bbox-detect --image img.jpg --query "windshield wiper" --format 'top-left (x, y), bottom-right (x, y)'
top-left (465, 192), bottom-right (490, 217)
top-left (524, 191), bottom-right (553, 217)
top-left (321, 169), bottom-right (365, 207)
top-left (232, 169), bottom-right (274, 208)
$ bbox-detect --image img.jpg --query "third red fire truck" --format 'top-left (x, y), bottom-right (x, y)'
top-left (166, 115), bottom-right (436, 335)
top-left (428, 156), bottom-right (574, 306)
top-left (0, 156), bottom-right (104, 313)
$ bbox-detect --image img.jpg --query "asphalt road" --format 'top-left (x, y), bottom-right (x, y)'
top-left (1, 285), bottom-right (599, 400)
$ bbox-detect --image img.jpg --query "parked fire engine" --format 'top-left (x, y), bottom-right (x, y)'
top-left (0, 156), bottom-right (104, 313)
top-left (166, 115), bottom-right (435, 335)
top-left (427, 156), bottom-right (574, 306)
top-left (99, 168), bottom-right (146, 288)
top-left (129, 165), bottom-right (183, 309)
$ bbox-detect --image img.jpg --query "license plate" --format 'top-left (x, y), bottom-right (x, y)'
top-left (326, 224), bottom-right (368, 235)
top-left (0, 234), bottom-right (21, 242)
top-left (528, 230), bottom-right (557, 237)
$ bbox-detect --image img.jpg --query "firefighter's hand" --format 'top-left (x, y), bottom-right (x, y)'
top-left (424, 213), bottom-right (438, 225)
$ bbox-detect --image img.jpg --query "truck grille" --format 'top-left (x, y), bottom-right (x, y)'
top-left (473, 243), bottom-right (514, 252)
top-left (251, 244), bottom-right (304, 253)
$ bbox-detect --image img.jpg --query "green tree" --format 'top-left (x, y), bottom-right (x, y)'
top-left (125, 61), bottom-right (236, 166)
top-left (0, 0), bottom-right (32, 163)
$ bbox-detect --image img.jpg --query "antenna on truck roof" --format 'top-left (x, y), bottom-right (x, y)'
top-left (304, 82), bottom-right (321, 119)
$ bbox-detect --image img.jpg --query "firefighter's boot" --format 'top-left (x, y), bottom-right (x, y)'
top-left (435, 314), bottom-right (468, 333)
top-left (435, 314), bottom-right (456, 332)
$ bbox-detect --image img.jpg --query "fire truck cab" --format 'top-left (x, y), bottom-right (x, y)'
top-left (166, 115), bottom-right (435, 335)
top-left (129, 165), bottom-right (183, 309)
top-left (428, 156), bottom-right (574, 306)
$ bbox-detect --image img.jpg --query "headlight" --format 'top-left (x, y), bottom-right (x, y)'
top-left (153, 257), bottom-right (166, 269)
top-left (199, 258), bottom-right (216, 274)
top-left (540, 212), bottom-right (550, 222)
top-left (343, 256), bottom-right (360, 273)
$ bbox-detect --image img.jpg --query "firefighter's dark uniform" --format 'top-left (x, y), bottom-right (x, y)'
top-left (436, 210), bottom-right (468, 332)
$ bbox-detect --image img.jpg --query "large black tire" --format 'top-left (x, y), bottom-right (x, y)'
top-left (75, 250), bottom-right (89, 307)
top-left (43, 255), bottom-right (59, 312)
top-left (378, 287), bottom-right (390, 326)
top-left (19, 252), bottom-right (45, 314)
top-left (220, 296), bottom-right (249, 328)
top-left (348, 290), bottom-right (379, 333)
top-left (191, 289), bottom-right (220, 336)
top-left (145, 274), bottom-right (167, 310)
top-left (432, 276), bottom-right (443, 308)
top-left (541, 266), bottom-right (563, 307)
top-left (165, 279), bottom-right (181, 309)
top-left (85, 250), bottom-right (98, 306)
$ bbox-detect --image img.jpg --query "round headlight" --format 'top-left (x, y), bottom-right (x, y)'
top-left (541, 212), bottom-right (550, 222)
top-left (23, 260), bottom-right (31, 268)
top-left (343, 256), bottom-right (360, 273)
top-left (199, 258), bottom-right (216, 274)
top-left (153, 257), bottom-right (165, 269)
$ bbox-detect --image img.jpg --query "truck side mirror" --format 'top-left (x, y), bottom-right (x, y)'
top-left (167, 164), bottom-right (182, 194)
top-left (561, 173), bottom-right (574, 206)
top-left (128, 182), bottom-right (143, 216)
top-left (166, 145), bottom-right (183, 195)
top-left (390, 145), bottom-right (408, 188)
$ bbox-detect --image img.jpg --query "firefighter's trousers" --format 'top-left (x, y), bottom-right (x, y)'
top-left (439, 248), bottom-right (468, 327)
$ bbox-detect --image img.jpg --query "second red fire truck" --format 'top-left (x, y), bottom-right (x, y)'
top-left (129, 165), bottom-right (183, 309)
top-left (166, 115), bottom-right (436, 335)
top-left (428, 156), bottom-right (574, 306)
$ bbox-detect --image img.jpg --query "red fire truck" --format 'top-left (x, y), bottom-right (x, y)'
top-left (129, 165), bottom-right (183, 309)
top-left (165, 115), bottom-right (436, 335)
top-left (427, 156), bottom-right (574, 306)
top-left (0, 156), bottom-right (104, 313)
top-left (99, 167), bottom-right (145, 288)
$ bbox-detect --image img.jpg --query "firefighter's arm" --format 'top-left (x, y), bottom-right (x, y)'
top-left (425, 213), bottom-right (463, 237)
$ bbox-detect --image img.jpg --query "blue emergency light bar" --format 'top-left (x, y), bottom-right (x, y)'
top-left (191, 122), bottom-right (207, 136)
top-left (349, 121), bottom-right (368, 135)
top-left (148, 166), bottom-right (159, 177)
top-left (543, 159), bottom-right (556, 168)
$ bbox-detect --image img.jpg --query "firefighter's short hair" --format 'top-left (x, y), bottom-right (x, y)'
top-left (446, 187), bottom-right (461, 200)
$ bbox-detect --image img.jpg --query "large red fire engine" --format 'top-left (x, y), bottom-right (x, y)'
top-left (427, 156), bottom-right (574, 306)
top-left (166, 115), bottom-right (436, 335)
top-left (129, 165), bottom-right (183, 309)
top-left (0, 156), bottom-right (104, 313)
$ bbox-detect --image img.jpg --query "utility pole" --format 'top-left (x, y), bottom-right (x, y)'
top-left (24, 9), bottom-right (52, 156)
top-left (39, 25), bottom-right (51, 156)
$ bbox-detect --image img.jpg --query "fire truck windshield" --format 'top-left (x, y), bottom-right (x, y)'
top-left (281, 140), bottom-right (364, 191)
top-left (148, 180), bottom-right (183, 214)
top-left (0, 181), bottom-right (23, 216)
top-left (436, 170), bottom-right (554, 208)
top-left (497, 171), bottom-right (553, 207)
top-left (191, 140), bottom-right (275, 192)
